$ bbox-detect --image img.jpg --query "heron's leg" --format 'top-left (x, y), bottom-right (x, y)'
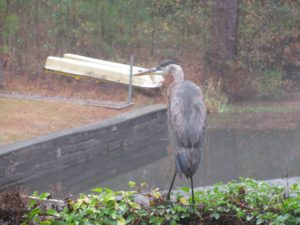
top-left (190, 176), bottom-right (195, 208)
top-left (167, 169), bottom-right (177, 200)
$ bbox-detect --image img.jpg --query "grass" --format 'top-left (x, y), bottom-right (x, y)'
top-left (0, 72), bottom-right (165, 147)
top-left (230, 103), bottom-right (298, 113)
top-left (207, 95), bottom-right (300, 129)
top-left (0, 98), bottom-right (123, 147)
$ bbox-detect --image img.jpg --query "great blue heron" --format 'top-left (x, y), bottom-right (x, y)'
top-left (135, 60), bottom-right (206, 205)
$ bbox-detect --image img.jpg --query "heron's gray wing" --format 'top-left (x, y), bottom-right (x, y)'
top-left (168, 81), bottom-right (206, 177)
top-left (169, 82), bottom-right (206, 148)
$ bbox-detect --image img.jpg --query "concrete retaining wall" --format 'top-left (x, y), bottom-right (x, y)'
top-left (0, 104), bottom-right (168, 194)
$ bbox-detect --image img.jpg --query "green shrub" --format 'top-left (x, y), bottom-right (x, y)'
top-left (22, 178), bottom-right (300, 225)
top-left (250, 69), bottom-right (283, 98)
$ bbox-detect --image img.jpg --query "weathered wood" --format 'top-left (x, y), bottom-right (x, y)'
top-left (44, 55), bottom-right (164, 89)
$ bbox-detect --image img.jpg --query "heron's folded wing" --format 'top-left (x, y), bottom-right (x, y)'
top-left (169, 83), bottom-right (206, 148)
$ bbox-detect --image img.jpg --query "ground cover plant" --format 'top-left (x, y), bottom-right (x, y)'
top-left (18, 178), bottom-right (300, 225)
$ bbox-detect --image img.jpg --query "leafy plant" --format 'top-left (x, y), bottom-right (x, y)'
top-left (22, 178), bottom-right (300, 225)
top-left (250, 69), bottom-right (283, 98)
top-left (203, 78), bottom-right (231, 113)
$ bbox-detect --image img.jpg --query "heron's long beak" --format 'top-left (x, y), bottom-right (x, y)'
top-left (134, 67), bottom-right (160, 76)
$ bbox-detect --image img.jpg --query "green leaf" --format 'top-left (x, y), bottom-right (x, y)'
top-left (246, 215), bottom-right (253, 221)
top-left (179, 197), bottom-right (188, 205)
top-left (256, 218), bottom-right (264, 224)
top-left (110, 211), bottom-right (117, 219)
top-left (39, 221), bottom-right (52, 225)
top-left (104, 194), bottom-right (116, 202)
top-left (91, 187), bottom-right (103, 193)
top-left (126, 214), bottom-right (136, 223)
top-left (211, 212), bottom-right (220, 220)
top-left (39, 192), bottom-right (50, 199)
top-left (73, 202), bottom-right (82, 211)
top-left (213, 187), bottom-right (220, 193)
top-left (151, 188), bottom-right (161, 199)
top-left (32, 191), bottom-right (39, 196)
top-left (28, 199), bottom-right (36, 209)
top-left (46, 208), bottom-right (60, 217)
top-left (128, 181), bottom-right (136, 188)
top-left (117, 217), bottom-right (126, 225)
top-left (180, 187), bottom-right (190, 193)
top-left (105, 188), bottom-right (113, 194)
top-left (141, 182), bottom-right (148, 188)
top-left (30, 207), bottom-right (41, 216)
top-left (129, 201), bottom-right (141, 209)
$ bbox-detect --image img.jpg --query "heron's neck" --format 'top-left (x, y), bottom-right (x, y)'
top-left (171, 65), bottom-right (184, 84)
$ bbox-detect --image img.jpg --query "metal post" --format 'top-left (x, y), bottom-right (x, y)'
top-left (128, 55), bottom-right (134, 103)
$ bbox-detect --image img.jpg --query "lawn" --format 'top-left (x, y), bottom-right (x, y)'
top-left (0, 97), bottom-right (123, 147)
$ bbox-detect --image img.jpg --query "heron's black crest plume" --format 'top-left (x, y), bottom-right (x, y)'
top-left (157, 59), bottom-right (176, 69)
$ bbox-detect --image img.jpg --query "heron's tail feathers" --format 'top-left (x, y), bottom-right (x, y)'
top-left (175, 146), bottom-right (202, 179)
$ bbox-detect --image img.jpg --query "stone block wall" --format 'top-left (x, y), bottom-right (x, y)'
top-left (0, 104), bottom-right (168, 194)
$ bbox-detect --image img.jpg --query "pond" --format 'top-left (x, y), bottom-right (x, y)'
top-left (86, 119), bottom-right (300, 193)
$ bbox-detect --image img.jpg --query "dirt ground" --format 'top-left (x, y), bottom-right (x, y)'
top-left (0, 189), bottom-right (26, 225)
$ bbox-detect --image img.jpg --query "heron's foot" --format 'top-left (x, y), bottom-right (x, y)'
top-left (165, 193), bottom-right (171, 201)
top-left (166, 193), bottom-right (171, 200)
top-left (163, 192), bottom-right (173, 202)
top-left (190, 203), bottom-right (195, 212)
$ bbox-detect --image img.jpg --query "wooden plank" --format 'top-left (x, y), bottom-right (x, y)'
top-left (44, 56), bottom-right (163, 89)
top-left (64, 53), bottom-right (146, 72)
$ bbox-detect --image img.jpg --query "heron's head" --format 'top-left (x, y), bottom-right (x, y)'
top-left (156, 60), bottom-right (184, 83)
top-left (135, 59), bottom-right (183, 77)
top-left (156, 59), bottom-right (176, 72)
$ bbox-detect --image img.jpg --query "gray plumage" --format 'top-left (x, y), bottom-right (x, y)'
top-left (162, 63), bottom-right (206, 179)
top-left (157, 61), bottom-right (206, 204)
top-left (134, 60), bottom-right (206, 205)
top-left (169, 80), bottom-right (206, 178)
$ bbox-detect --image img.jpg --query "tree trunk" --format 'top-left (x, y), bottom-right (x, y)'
top-left (0, 62), bottom-right (3, 88)
top-left (207, 0), bottom-right (240, 77)
top-left (35, 0), bottom-right (39, 48)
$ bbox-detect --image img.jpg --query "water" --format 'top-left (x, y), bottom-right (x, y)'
top-left (88, 125), bottom-right (300, 193)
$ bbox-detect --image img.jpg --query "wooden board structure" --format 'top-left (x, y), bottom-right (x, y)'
top-left (44, 54), bottom-right (164, 89)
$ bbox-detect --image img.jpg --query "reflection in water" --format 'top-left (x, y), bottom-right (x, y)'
top-left (89, 127), bottom-right (300, 192)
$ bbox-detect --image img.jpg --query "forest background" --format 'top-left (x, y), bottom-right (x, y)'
top-left (0, 0), bottom-right (299, 102)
